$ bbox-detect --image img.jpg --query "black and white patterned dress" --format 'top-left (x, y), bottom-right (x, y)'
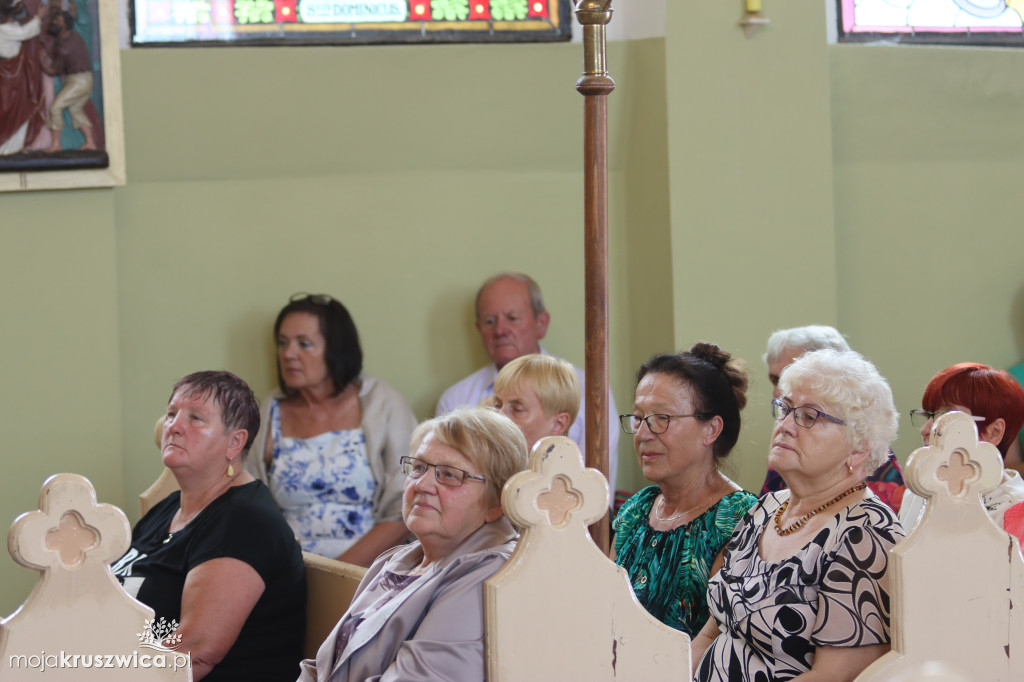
top-left (694, 490), bottom-right (905, 682)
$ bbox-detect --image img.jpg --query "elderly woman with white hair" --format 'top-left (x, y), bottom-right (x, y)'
top-left (692, 349), bottom-right (905, 682)
top-left (760, 325), bottom-right (905, 513)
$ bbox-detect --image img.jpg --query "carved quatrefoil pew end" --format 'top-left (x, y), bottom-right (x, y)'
top-left (485, 436), bottom-right (688, 681)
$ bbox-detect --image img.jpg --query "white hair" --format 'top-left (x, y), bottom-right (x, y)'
top-left (763, 325), bottom-right (850, 365)
top-left (778, 348), bottom-right (898, 472)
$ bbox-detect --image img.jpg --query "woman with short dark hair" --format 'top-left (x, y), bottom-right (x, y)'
top-left (245, 293), bottom-right (418, 567)
top-left (114, 371), bottom-right (306, 681)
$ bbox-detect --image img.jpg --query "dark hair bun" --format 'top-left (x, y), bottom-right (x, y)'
top-left (689, 342), bottom-right (749, 412)
top-left (689, 342), bottom-right (729, 369)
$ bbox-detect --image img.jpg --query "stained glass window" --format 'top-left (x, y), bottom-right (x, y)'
top-left (131, 0), bottom-right (571, 45)
top-left (838, 0), bottom-right (1024, 46)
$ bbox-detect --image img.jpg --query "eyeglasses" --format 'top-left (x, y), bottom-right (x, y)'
top-left (771, 398), bottom-right (846, 428)
top-left (289, 292), bottom-right (334, 305)
top-left (619, 413), bottom-right (705, 435)
top-left (400, 456), bottom-right (486, 487)
top-left (908, 409), bottom-right (986, 428)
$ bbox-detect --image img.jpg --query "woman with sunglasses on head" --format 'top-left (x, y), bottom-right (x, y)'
top-left (692, 349), bottom-right (904, 682)
top-left (298, 407), bottom-right (527, 682)
top-left (900, 362), bottom-right (1024, 533)
top-left (613, 343), bottom-right (757, 637)
top-left (244, 294), bottom-right (418, 567)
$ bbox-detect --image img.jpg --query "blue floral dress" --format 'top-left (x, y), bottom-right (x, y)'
top-left (267, 399), bottom-right (377, 558)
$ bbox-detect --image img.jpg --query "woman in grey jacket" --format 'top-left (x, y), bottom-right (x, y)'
top-left (298, 407), bottom-right (527, 682)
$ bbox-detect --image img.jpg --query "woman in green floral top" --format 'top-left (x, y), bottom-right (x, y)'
top-left (613, 343), bottom-right (757, 636)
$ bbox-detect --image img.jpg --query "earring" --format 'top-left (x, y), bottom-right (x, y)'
top-left (847, 462), bottom-right (853, 476)
top-left (227, 461), bottom-right (235, 477)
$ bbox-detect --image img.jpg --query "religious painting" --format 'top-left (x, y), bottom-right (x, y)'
top-left (0, 0), bottom-right (125, 192)
top-left (130, 0), bottom-right (572, 45)
top-left (838, 0), bottom-right (1024, 46)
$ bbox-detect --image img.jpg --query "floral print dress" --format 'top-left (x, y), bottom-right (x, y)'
top-left (267, 399), bottom-right (377, 558)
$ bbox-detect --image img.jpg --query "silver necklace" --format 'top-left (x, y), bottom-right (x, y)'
top-left (654, 480), bottom-right (726, 523)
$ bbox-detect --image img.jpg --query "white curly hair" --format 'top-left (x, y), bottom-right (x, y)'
top-left (778, 348), bottom-right (899, 472)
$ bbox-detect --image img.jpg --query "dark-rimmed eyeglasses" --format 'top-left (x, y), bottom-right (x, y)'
top-left (909, 409), bottom-right (986, 428)
top-left (771, 398), bottom-right (846, 428)
top-left (619, 413), bottom-right (705, 435)
top-left (400, 456), bottom-right (486, 487)
top-left (289, 292), bottom-right (334, 305)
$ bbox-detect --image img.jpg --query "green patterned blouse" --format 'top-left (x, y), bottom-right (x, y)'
top-left (613, 485), bottom-right (757, 637)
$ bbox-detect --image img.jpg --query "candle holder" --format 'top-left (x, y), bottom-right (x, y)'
top-left (739, 0), bottom-right (770, 38)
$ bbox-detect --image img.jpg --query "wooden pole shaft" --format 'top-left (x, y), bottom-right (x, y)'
top-left (575, 1), bottom-right (614, 553)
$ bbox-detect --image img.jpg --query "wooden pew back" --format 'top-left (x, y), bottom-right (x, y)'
top-left (857, 411), bottom-right (1024, 681)
top-left (1, 473), bottom-right (191, 680)
top-left (485, 436), bottom-right (688, 681)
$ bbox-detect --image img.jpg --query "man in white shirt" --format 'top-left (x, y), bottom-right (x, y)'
top-left (436, 272), bottom-right (619, 489)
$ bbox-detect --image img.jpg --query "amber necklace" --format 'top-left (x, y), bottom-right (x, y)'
top-left (655, 478), bottom-right (726, 523)
top-left (773, 482), bottom-right (866, 536)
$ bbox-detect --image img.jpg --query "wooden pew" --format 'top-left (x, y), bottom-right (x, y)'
top-left (0, 473), bottom-right (191, 680)
top-left (301, 551), bottom-right (365, 660)
top-left (486, 436), bottom-right (689, 680)
top-left (856, 411), bottom-right (1024, 681)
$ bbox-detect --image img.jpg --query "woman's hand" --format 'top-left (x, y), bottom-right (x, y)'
top-left (689, 618), bottom-right (720, 677)
top-left (174, 557), bottom-right (266, 680)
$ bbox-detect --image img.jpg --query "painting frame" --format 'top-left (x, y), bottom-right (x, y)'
top-left (0, 0), bottom-right (125, 193)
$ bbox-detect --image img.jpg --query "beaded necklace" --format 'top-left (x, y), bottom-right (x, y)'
top-left (773, 482), bottom-right (866, 536)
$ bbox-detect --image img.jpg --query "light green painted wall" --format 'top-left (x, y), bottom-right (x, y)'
top-left (664, 3), bottom-right (839, 491)
top-left (111, 41), bottom-right (650, 519)
top-left (3, 7), bottom-right (1024, 616)
top-left (615, 37), bottom-right (674, 495)
top-left (831, 44), bottom-right (1024, 461)
top-left (0, 190), bottom-right (124, 614)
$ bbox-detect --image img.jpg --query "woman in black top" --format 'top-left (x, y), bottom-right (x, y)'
top-left (113, 371), bottom-right (305, 681)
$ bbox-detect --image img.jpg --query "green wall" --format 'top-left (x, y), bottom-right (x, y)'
top-left (3, 7), bottom-right (1024, 614)
top-left (0, 189), bottom-right (124, 613)
top-left (831, 44), bottom-right (1024, 455)
top-left (664, 2), bottom-right (839, 488)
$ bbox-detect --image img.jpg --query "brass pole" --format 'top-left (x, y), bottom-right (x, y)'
top-left (575, 0), bottom-right (614, 553)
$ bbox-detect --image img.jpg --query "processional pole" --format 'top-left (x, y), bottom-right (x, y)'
top-left (575, 0), bottom-right (614, 553)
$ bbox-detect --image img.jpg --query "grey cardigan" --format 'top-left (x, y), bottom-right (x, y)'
top-left (244, 374), bottom-right (418, 524)
top-left (298, 518), bottom-right (517, 682)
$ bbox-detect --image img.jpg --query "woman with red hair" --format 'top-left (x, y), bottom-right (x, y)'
top-left (901, 363), bottom-right (1024, 534)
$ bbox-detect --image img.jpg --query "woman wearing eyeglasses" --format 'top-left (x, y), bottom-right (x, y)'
top-left (613, 343), bottom-right (757, 637)
top-left (900, 362), bottom-right (1024, 532)
top-left (297, 407), bottom-right (527, 682)
top-left (692, 349), bottom-right (904, 682)
top-left (244, 294), bottom-right (418, 567)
